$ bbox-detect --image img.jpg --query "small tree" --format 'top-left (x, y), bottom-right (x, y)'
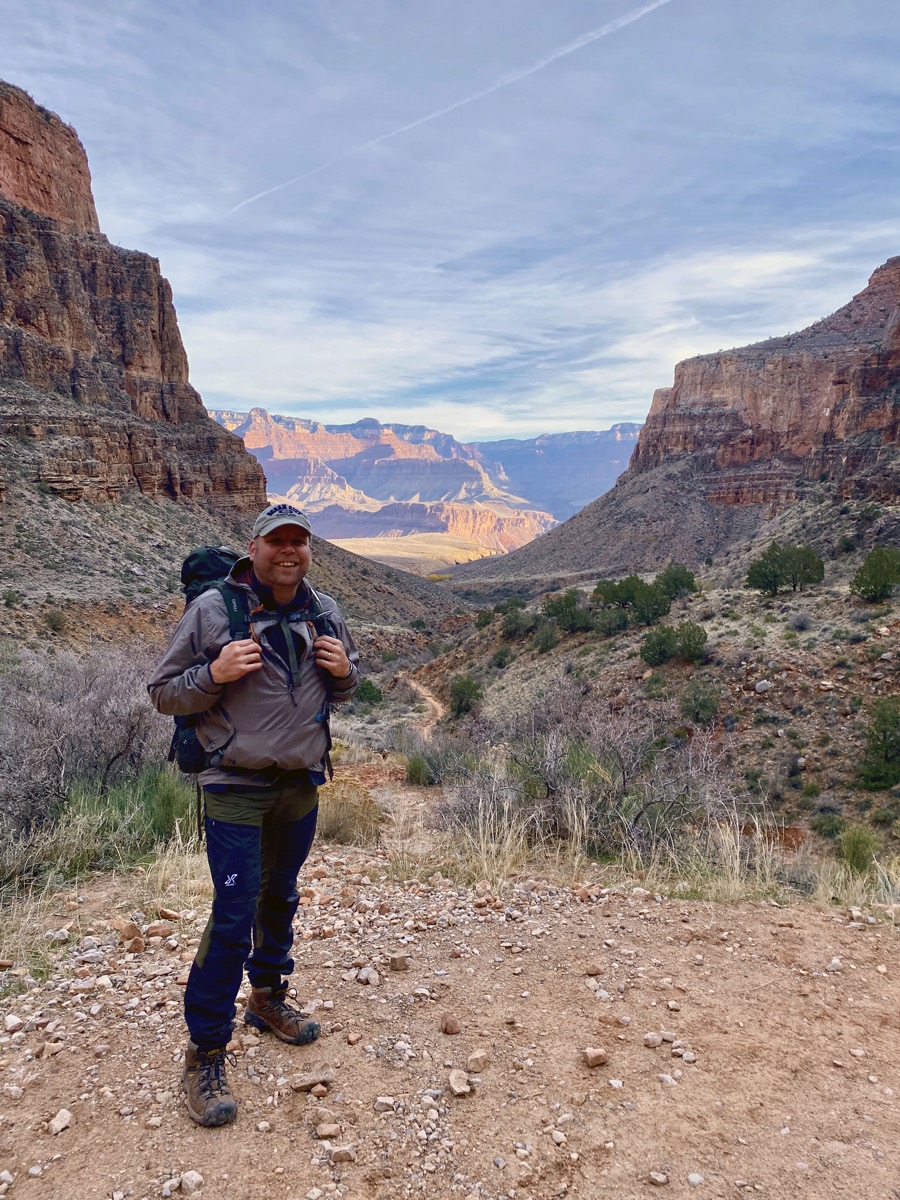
top-left (355, 678), bottom-right (383, 705)
top-left (631, 582), bottom-right (671, 626)
top-left (746, 542), bottom-right (786, 596)
top-left (595, 607), bottom-right (629, 637)
top-left (544, 588), bottom-right (593, 633)
top-left (449, 674), bottom-right (482, 718)
top-left (655, 563), bottom-right (697, 599)
top-left (474, 609), bottom-right (493, 629)
top-left (779, 544), bottom-right (824, 592)
top-left (860, 697), bottom-right (900, 789)
top-left (675, 621), bottom-right (708, 662)
top-left (640, 626), bottom-right (677, 666)
top-left (851, 545), bottom-right (900, 603)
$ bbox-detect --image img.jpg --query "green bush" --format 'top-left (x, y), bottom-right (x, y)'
top-left (594, 607), bottom-right (629, 637)
top-left (860, 696), bottom-right (900, 789)
top-left (44, 609), bottom-right (66, 634)
top-left (2, 590), bottom-right (23, 608)
top-left (851, 546), bottom-right (900, 603)
top-left (655, 563), bottom-right (697, 599)
top-left (679, 675), bottom-right (719, 726)
top-left (531, 622), bottom-right (559, 653)
top-left (491, 645), bottom-right (513, 669)
top-left (449, 674), bottom-right (482, 717)
top-left (474, 609), bottom-right (493, 629)
top-left (356, 678), bottom-right (383, 705)
top-left (837, 825), bottom-right (878, 874)
top-left (810, 812), bottom-right (845, 839)
top-left (746, 541), bottom-right (824, 596)
top-left (502, 608), bottom-right (533, 639)
top-left (675, 621), bottom-right (708, 662)
top-left (406, 753), bottom-right (431, 786)
top-left (631, 582), bottom-right (671, 626)
top-left (640, 626), bottom-right (677, 666)
top-left (543, 589), bottom-right (594, 633)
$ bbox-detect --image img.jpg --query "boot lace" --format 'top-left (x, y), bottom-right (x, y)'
top-left (196, 1048), bottom-right (234, 1101)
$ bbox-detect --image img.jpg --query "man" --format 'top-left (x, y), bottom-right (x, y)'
top-left (148, 503), bottom-right (358, 1127)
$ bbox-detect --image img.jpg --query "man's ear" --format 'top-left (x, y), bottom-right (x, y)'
top-left (248, 538), bottom-right (257, 560)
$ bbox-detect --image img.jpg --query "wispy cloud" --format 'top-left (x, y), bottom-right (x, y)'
top-left (2, 1), bottom-right (900, 440)
top-left (225, 0), bottom-right (677, 215)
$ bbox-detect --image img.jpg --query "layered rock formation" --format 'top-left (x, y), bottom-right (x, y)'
top-left (211, 409), bottom-right (637, 564)
top-left (632, 258), bottom-right (900, 505)
top-left (0, 80), bottom-right (265, 509)
top-left (450, 260), bottom-right (899, 596)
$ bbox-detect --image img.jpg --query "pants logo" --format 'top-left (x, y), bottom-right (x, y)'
top-left (224, 873), bottom-right (238, 887)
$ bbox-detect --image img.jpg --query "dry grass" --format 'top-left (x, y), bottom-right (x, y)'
top-left (316, 778), bottom-right (384, 846)
top-left (0, 880), bottom-right (67, 994)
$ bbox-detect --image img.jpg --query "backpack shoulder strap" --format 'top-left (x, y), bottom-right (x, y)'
top-left (211, 581), bottom-right (251, 641)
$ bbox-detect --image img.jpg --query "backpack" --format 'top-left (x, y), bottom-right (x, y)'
top-left (167, 546), bottom-right (249, 776)
top-left (168, 544), bottom-right (339, 779)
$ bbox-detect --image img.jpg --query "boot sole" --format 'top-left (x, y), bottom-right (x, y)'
top-left (182, 1073), bottom-right (237, 1127)
top-left (244, 1009), bottom-right (321, 1045)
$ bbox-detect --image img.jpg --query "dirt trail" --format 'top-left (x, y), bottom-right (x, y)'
top-left (1, 829), bottom-right (898, 1200)
top-left (398, 673), bottom-right (446, 738)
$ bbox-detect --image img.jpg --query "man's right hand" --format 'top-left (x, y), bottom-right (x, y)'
top-left (209, 639), bottom-right (263, 684)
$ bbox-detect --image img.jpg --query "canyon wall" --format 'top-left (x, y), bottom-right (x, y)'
top-left (631, 258), bottom-right (900, 505)
top-left (0, 80), bottom-right (265, 509)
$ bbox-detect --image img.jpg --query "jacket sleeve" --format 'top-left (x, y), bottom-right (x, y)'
top-left (328, 610), bottom-right (360, 705)
top-left (147, 594), bottom-right (229, 717)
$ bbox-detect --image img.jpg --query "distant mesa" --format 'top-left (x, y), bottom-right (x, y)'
top-left (451, 258), bottom-right (900, 596)
top-left (209, 408), bottom-right (641, 571)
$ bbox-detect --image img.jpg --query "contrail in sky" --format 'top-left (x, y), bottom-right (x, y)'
top-left (226, 0), bottom-right (675, 216)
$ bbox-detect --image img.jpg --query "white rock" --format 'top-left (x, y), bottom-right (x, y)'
top-left (687, 1173), bottom-right (704, 1186)
top-left (644, 1032), bottom-right (663, 1048)
top-left (552, 1130), bottom-right (567, 1145)
top-left (180, 1170), bottom-right (204, 1194)
top-left (374, 1096), bottom-right (395, 1112)
top-left (649, 1171), bottom-right (668, 1185)
top-left (755, 680), bottom-right (772, 694)
top-left (49, 1108), bottom-right (71, 1135)
top-left (3, 1016), bottom-right (23, 1034)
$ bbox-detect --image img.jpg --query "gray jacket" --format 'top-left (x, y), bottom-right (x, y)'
top-left (148, 560), bottom-right (359, 787)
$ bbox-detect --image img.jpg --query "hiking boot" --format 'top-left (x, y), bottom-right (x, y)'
top-left (245, 985), bottom-right (321, 1045)
top-left (182, 1043), bottom-right (237, 1127)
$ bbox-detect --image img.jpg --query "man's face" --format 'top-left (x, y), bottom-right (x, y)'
top-left (249, 524), bottom-right (311, 596)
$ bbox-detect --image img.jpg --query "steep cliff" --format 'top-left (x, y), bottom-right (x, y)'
top-left (0, 81), bottom-right (265, 509)
top-left (632, 258), bottom-right (900, 504)
top-left (450, 259), bottom-right (899, 597)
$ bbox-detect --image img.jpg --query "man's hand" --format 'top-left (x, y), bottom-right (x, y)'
top-left (209, 638), bottom-right (263, 684)
top-left (313, 635), bottom-right (352, 679)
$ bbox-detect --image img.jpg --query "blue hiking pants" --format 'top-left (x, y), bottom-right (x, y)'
top-left (184, 788), bottom-right (318, 1050)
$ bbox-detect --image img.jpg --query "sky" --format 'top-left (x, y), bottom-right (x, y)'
top-left (2, 0), bottom-right (900, 441)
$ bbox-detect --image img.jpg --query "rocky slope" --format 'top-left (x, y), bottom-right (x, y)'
top-left (0, 80), bottom-right (265, 510)
top-left (450, 261), bottom-right (900, 596)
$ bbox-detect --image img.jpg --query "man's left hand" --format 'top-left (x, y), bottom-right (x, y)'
top-left (313, 635), bottom-right (353, 679)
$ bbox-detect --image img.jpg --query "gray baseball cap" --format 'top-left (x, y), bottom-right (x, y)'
top-left (251, 503), bottom-right (313, 540)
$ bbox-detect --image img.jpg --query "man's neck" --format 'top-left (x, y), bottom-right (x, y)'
top-left (252, 572), bottom-right (307, 610)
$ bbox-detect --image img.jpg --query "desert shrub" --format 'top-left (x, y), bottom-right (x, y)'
top-left (44, 609), bottom-right (66, 634)
top-left (641, 626), bottom-right (677, 666)
top-left (837, 825), bottom-right (878, 874)
top-left (675, 621), bottom-right (708, 662)
top-left (746, 542), bottom-right (823, 596)
top-left (631, 582), bottom-right (671, 626)
top-left (543, 589), bottom-right (594, 633)
top-left (494, 597), bottom-right (526, 614)
top-left (0, 644), bottom-right (171, 842)
top-left (594, 607), bottom-right (629, 636)
top-left (474, 609), bottom-right (493, 628)
top-left (491, 645), bottom-right (513, 669)
top-left (355, 677), bottom-right (383, 705)
top-left (810, 812), bottom-right (845, 839)
top-left (3, 590), bottom-right (23, 608)
top-left (655, 563), bottom-right (697, 599)
top-left (406, 752), bottom-right (432, 786)
top-left (502, 608), bottom-right (533, 640)
top-left (851, 546), bottom-right (900, 603)
top-left (316, 778), bottom-right (383, 845)
top-left (449, 674), bottom-right (482, 717)
top-left (860, 697), bottom-right (900, 789)
top-left (531, 621), bottom-right (559, 654)
top-left (409, 618), bottom-right (426, 631)
top-left (679, 675), bottom-right (720, 726)
top-left (788, 612), bottom-right (812, 631)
